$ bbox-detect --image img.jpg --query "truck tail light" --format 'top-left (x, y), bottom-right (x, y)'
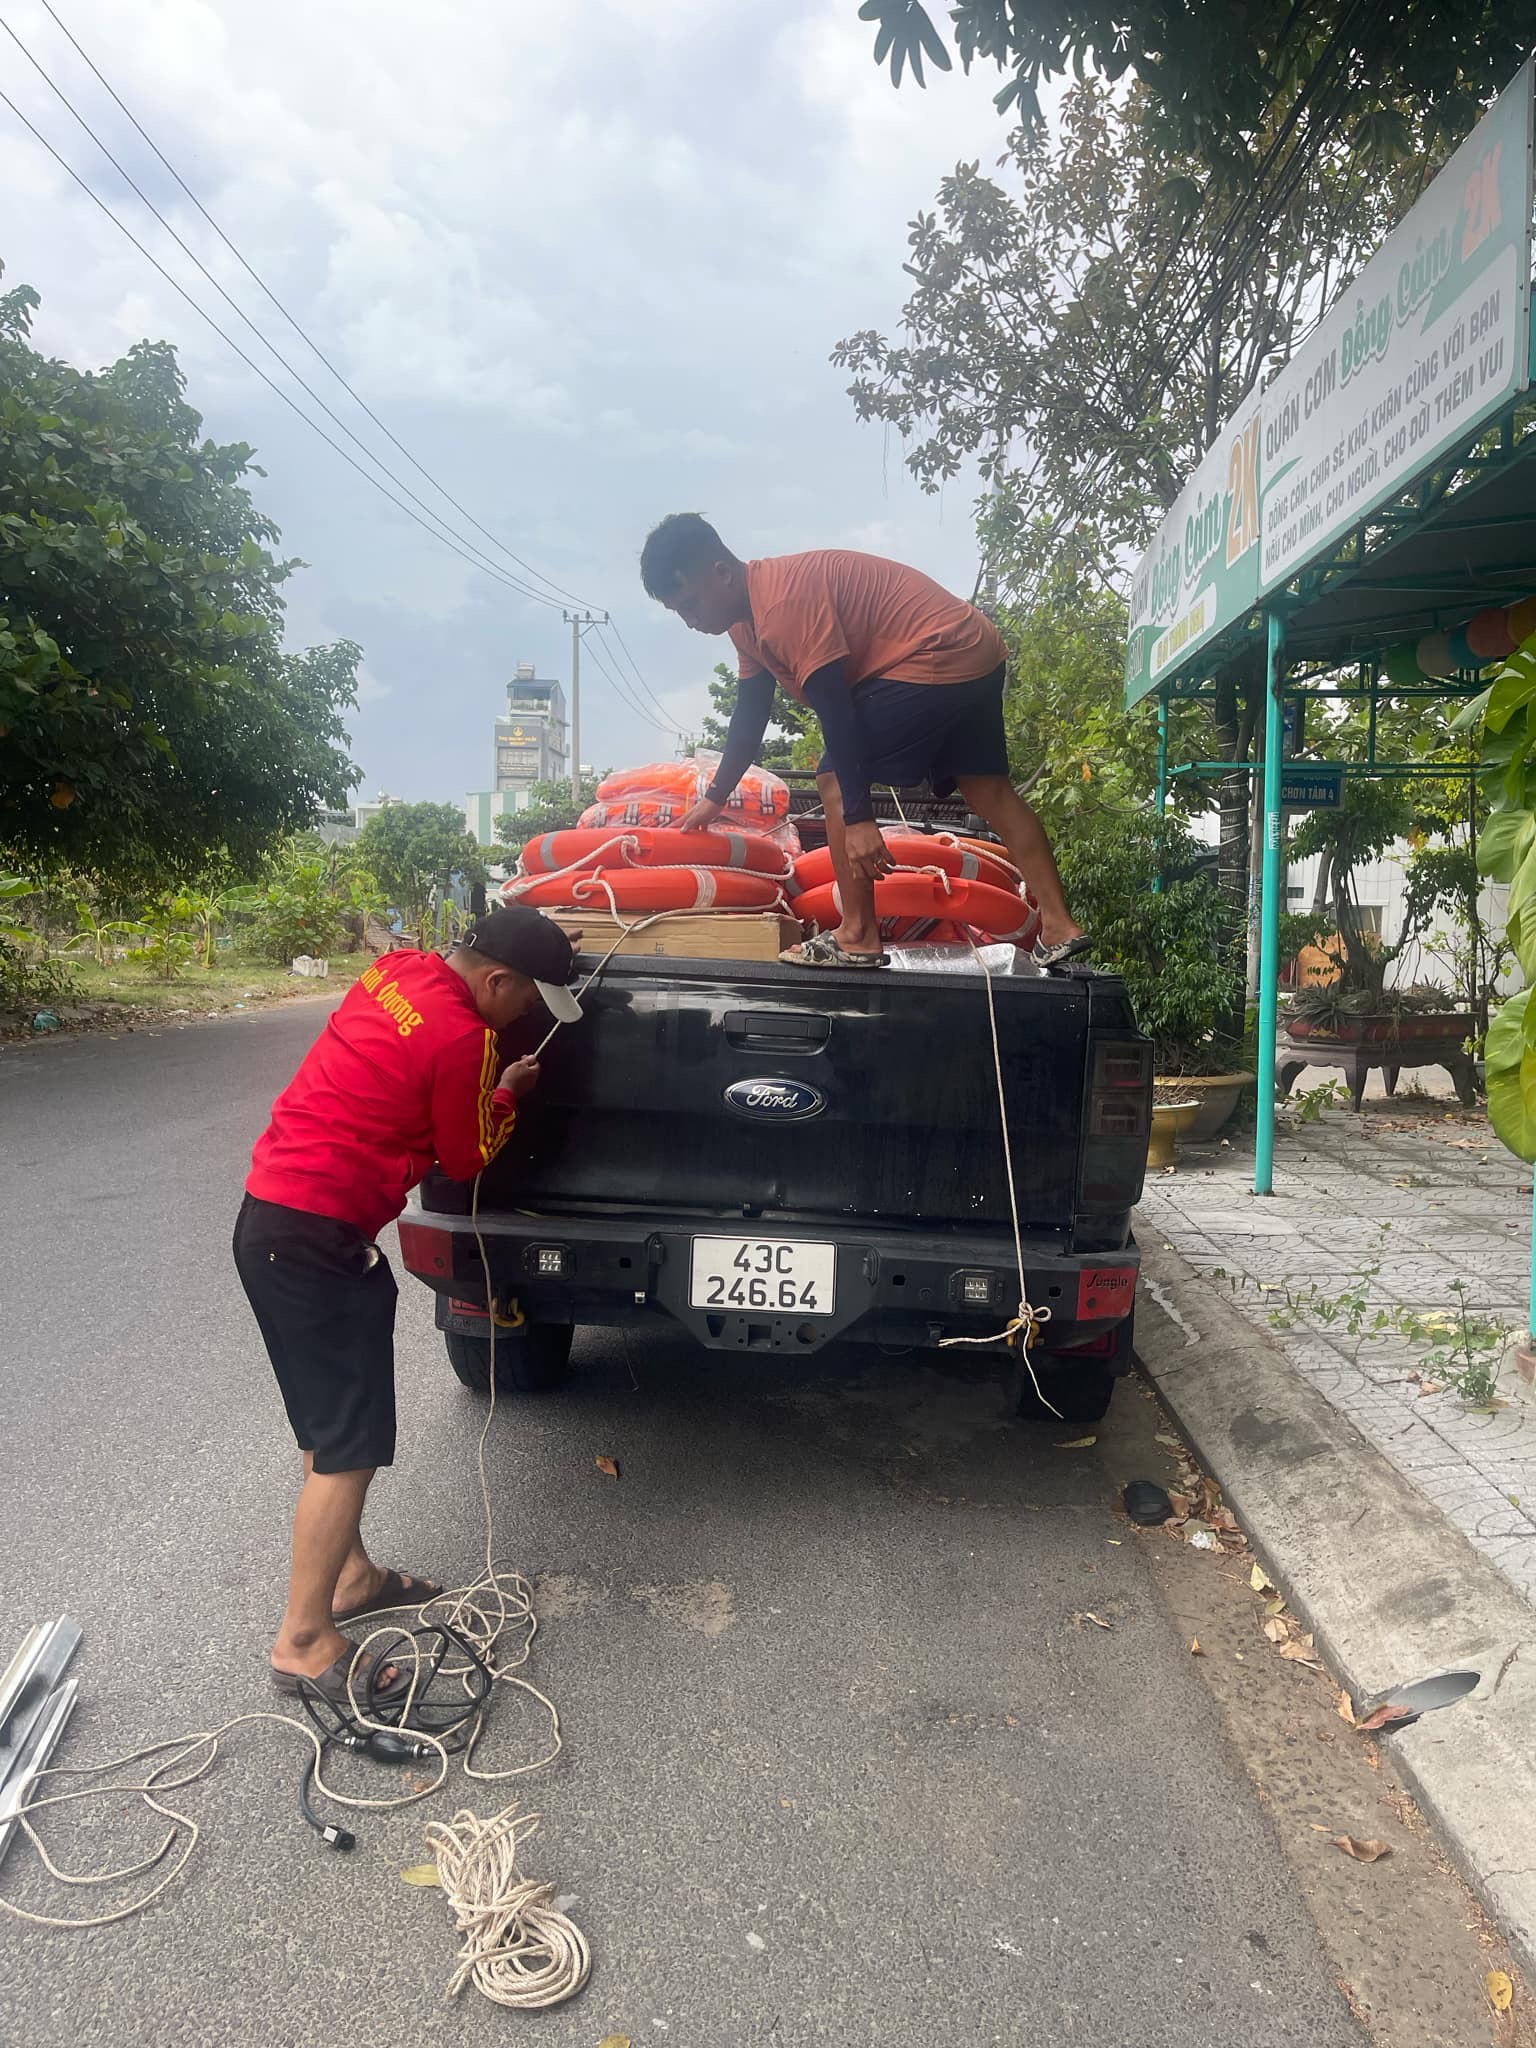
top-left (1077, 1038), bottom-right (1152, 1222)
top-left (398, 1218), bottom-right (451, 1278)
top-left (1088, 1041), bottom-right (1152, 1136)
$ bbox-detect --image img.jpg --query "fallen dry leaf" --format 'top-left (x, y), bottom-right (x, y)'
top-left (1487, 1970), bottom-right (1514, 2014)
top-left (1262, 1617), bottom-right (1289, 1645)
top-left (1356, 1701), bottom-right (1417, 1734)
top-left (1073, 1610), bottom-right (1113, 1631)
top-left (1210, 1509), bottom-right (1240, 1533)
top-left (1155, 1431), bottom-right (1184, 1453)
top-left (1055, 1435), bottom-right (1097, 1448)
top-left (1337, 1690), bottom-right (1357, 1726)
top-left (1167, 1491), bottom-right (1194, 1517)
top-left (1189, 1638), bottom-right (1203, 1656)
top-left (400, 1864), bottom-right (441, 1888)
top-left (1250, 1564), bottom-right (1274, 1594)
top-left (1333, 1835), bottom-right (1391, 1864)
top-left (599, 2036), bottom-right (634, 2048)
top-left (595, 1455), bottom-right (620, 1479)
top-left (1279, 1638), bottom-right (1322, 1665)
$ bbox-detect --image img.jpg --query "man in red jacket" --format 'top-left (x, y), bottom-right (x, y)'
top-left (234, 907), bottom-right (581, 1703)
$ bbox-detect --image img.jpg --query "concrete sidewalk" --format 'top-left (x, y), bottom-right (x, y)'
top-left (1140, 1100), bottom-right (1536, 1608)
top-left (1134, 1094), bottom-right (1536, 1974)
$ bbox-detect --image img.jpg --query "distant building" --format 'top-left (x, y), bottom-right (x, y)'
top-left (495, 664), bottom-right (569, 809)
top-left (464, 791), bottom-right (501, 847)
top-left (351, 792), bottom-right (401, 833)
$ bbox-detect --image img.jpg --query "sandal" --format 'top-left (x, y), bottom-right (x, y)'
top-left (1032, 934), bottom-right (1093, 972)
top-left (332, 1567), bottom-right (441, 1626)
top-left (779, 933), bottom-right (889, 969)
top-left (273, 1644), bottom-right (411, 1707)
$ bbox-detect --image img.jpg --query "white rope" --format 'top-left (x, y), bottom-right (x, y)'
top-left (936, 935), bottom-right (1063, 1419)
top-left (425, 1803), bottom-right (592, 2009)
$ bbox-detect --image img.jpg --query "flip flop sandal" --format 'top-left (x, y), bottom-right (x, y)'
top-left (1032, 934), bottom-right (1094, 972)
top-left (332, 1567), bottom-right (442, 1626)
top-left (273, 1644), bottom-right (412, 1708)
top-left (779, 933), bottom-right (889, 969)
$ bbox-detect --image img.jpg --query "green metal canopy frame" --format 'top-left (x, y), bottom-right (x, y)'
top-left (1147, 383), bottom-right (1536, 1203)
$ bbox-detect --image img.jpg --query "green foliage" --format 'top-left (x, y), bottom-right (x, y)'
top-left (0, 268), bottom-right (359, 886)
top-left (698, 664), bottom-right (816, 773)
top-left (128, 895), bottom-right (196, 981)
top-left (356, 801), bottom-right (486, 938)
top-left (1484, 989), bottom-right (1535, 1164)
top-left (494, 777), bottom-right (602, 853)
top-left (0, 933), bottom-right (76, 1013)
top-left (1057, 812), bottom-right (1244, 1071)
top-left (856, 0), bottom-right (1528, 173)
top-left (245, 839), bottom-right (382, 965)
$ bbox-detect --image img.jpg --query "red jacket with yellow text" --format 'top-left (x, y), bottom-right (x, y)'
top-left (246, 950), bottom-right (515, 1238)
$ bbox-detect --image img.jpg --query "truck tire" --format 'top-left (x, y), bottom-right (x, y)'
top-left (1012, 1310), bottom-right (1134, 1424)
top-left (444, 1322), bottom-right (574, 1396)
top-left (1012, 1353), bottom-right (1117, 1424)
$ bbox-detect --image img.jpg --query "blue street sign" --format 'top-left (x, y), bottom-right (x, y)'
top-left (1280, 766), bottom-right (1344, 810)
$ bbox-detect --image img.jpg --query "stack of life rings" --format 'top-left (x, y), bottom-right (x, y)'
top-left (502, 819), bottom-right (1041, 951)
top-left (791, 832), bottom-right (1041, 949)
top-left (502, 824), bottom-right (797, 917)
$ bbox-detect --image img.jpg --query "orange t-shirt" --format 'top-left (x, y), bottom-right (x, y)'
top-left (728, 549), bottom-right (1006, 699)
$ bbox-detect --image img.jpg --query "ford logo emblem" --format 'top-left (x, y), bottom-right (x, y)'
top-left (724, 1077), bottom-right (826, 1121)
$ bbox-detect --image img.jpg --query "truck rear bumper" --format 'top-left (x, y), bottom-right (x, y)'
top-left (398, 1199), bottom-right (1138, 1360)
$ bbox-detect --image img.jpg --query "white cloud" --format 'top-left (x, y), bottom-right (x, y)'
top-left (3, 0), bottom-right (1010, 796)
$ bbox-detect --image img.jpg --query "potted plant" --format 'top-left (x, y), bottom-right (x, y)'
top-left (1059, 814), bottom-right (1250, 1143)
top-left (1283, 783), bottom-right (1480, 1053)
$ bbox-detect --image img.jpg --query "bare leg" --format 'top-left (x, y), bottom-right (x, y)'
top-left (298, 1449), bottom-right (385, 1616)
top-left (273, 1463), bottom-right (384, 1678)
top-left (953, 774), bottom-right (1082, 948)
top-left (816, 771), bottom-right (882, 956)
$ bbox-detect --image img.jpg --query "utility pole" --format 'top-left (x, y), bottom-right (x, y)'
top-left (563, 609), bottom-right (609, 803)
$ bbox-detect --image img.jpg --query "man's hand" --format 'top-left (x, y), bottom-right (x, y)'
top-left (844, 820), bottom-right (894, 886)
top-left (679, 797), bottom-right (725, 832)
top-left (498, 1056), bottom-right (541, 1100)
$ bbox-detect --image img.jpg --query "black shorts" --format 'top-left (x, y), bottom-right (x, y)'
top-left (233, 1194), bottom-right (398, 1473)
top-left (817, 662), bottom-right (1008, 798)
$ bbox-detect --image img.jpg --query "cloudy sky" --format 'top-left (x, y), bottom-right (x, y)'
top-left (2, 0), bottom-right (1013, 804)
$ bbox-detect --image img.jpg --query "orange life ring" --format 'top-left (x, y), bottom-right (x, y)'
top-left (882, 917), bottom-right (971, 945)
top-left (792, 832), bottom-right (1019, 895)
top-left (518, 826), bottom-right (792, 880)
top-left (953, 836), bottom-right (1023, 883)
top-left (506, 867), bottom-right (788, 913)
top-left (795, 875), bottom-right (1040, 946)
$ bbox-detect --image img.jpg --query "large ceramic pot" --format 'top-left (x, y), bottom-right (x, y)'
top-left (1148, 1100), bottom-right (1201, 1170)
top-left (1152, 1071), bottom-right (1254, 1142)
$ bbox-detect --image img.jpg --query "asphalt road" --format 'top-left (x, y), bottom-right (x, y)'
top-left (0, 1002), bottom-right (1366, 2048)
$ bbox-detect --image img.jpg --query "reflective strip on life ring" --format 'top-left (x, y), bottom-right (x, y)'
top-left (507, 867), bottom-right (788, 913)
top-left (792, 832), bottom-right (1019, 894)
top-left (795, 875), bottom-right (1040, 946)
top-left (519, 826), bottom-right (792, 880)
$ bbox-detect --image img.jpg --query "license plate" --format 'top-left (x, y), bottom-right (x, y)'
top-left (689, 1236), bottom-right (836, 1315)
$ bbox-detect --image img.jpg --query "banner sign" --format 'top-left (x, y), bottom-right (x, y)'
top-left (1125, 59), bottom-right (1533, 707)
top-left (1123, 398), bottom-right (1262, 707)
top-left (1258, 59), bottom-right (1533, 594)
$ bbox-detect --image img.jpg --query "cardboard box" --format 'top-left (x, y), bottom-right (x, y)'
top-left (546, 910), bottom-right (803, 963)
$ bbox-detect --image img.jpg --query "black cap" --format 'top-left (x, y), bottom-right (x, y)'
top-left (460, 908), bottom-right (582, 1022)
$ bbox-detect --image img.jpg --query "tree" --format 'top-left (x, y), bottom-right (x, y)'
top-left (854, 0), bottom-right (1532, 170)
top-left (834, 80), bottom-right (1433, 917)
top-left (698, 663), bottom-right (817, 773)
top-left (494, 777), bottom-right (601, 855)
top-left (987, 531), bottom-right (1204, 836)
top-left (356, 801), bottom-right (486, 937)
top-left (0, 270), bottom-right (359, 885)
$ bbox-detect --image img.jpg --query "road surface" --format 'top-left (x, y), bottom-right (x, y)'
top-left (0, 1002), bottom-right (1500, 2046)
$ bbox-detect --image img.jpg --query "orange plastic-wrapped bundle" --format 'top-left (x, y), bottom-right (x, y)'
top-left (789, 830), bottom-right (1035, 947)
top-left (579, 753), bottom-right (800, 856)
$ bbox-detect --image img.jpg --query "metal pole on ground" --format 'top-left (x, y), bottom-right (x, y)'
top-left (1254, 609), bottom-right (1287, 1197)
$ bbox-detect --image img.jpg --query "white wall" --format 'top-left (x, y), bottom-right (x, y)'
top-left (1287, 838), bottom-right (1520, 996)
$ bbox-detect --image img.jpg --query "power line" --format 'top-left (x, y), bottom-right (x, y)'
top-left (581, 629), bottom-right (678, 742)
top-left (5, 1), bottom-right (676, 718)
top-left (28, 0), bottom-right (604, 618)
top-left (601, 616), bottom-right (679, 728)
top-left (0, 79), bottom-right (586, 612)
top-left (0, 9), bottom-right (570, 615)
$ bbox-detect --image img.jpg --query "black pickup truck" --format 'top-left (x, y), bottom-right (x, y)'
top-left (398, 947), bottom-right (1152, 1424)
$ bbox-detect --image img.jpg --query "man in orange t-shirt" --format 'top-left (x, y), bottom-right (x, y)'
top-left (639, 514), bottom-right (1086, 969)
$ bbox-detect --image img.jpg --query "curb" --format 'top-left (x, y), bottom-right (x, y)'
top-left (1135, 1233), bottom-right (1536, 1975)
